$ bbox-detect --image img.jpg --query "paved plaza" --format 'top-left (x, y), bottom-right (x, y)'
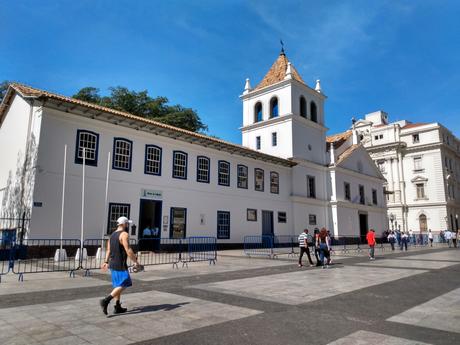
top-left (0, 247), bottom-right (459, 344)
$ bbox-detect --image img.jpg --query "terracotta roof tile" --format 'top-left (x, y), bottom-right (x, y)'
top-left (254, 53), bottom-right (305, 90)
top-left (336, 144), bottom-right (361, 165)
top-left (326, 130), bottom-right (352, 150)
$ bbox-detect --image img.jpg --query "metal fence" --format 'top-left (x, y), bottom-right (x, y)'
top-left (244, 235), bottom-right (274, 257)
top-left (0, 235), bottom-right (218, 282)
top-left (12, 239), bottom-right (81, 280)
top-left (243, 234), bottom-right (449, 259)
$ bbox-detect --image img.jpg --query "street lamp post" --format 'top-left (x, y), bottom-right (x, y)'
top-left (389, 213), bottom-right (395, 231)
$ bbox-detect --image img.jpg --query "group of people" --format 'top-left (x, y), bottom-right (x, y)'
top-left (298, 228), bottom-right (333, 269)
top-left (298, 228), bottom-right (379, 266)
top-left (440, 229), bottom-right (459, 248)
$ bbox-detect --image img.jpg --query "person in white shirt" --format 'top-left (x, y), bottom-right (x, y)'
top-left (388, 231), bottom-right (396, 251)
top-left (428, 229), bottom-right (434, 247)
top-left (445, 230), bottom-right (452, 247)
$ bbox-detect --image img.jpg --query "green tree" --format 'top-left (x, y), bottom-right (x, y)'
top-left (73, 86), bottom-right (207, 133)
top-left (0, 80), bottom-right (10, 103)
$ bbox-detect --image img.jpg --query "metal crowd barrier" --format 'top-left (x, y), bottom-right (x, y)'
top-left (136, 238), bottom-right (185, 268)
top-left (11, 239), bottom-right (81, 281)
top-left (0, 236), bottom-right (219, 282)
top-left (272, 235), bottom-right (297, 257)
top-left (244, 235), bottom-right (274, 257)
top-left (187, 237), bottom-right (217, 265)
top-left (80, 238), bottom-right (138, 274)
top-left (0, 239), bottom-right (15, 282)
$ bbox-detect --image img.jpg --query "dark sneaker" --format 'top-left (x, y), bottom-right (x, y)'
top-left (100, 298), bottom-right (110, 315)
top-left (114, 303), bottom-right (127, 314)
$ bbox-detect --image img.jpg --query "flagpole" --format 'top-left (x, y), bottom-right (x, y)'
top-left (102, 152), bottom-right (111, 248)
top-left (59, 145), bottom-right (67, 250)
top-left (80, 148), bottom-right (86, 251)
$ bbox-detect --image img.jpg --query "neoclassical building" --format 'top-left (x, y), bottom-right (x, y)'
top-left (0, 51), bottom-right (388, 242)
top-left (352, 110), bottom-right (460, 233)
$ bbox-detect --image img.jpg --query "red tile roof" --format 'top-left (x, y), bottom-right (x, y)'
top-left (254, 53), bottom-right (305, 90)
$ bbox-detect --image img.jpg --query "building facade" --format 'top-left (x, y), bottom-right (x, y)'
top-left (0, 52), bottom-right (388, 243)
top-left (353, 110), bottom-right (460, 234)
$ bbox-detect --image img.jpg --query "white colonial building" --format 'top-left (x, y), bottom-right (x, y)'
top-left (0, 51), bottom-right (388, 244)
top-left (352, 110), bottom-right (460, 234)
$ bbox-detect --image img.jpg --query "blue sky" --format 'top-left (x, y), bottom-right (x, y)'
top-left (1, 0), bottom-right (459, 143)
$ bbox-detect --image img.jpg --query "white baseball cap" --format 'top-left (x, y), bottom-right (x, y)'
top-left (117, 216), bottom-right (133, 225)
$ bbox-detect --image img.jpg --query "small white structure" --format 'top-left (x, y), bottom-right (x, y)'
top-left (0, 51), bottom-right (388, 243)
top-left (352, 110), bottom-right (460, 233)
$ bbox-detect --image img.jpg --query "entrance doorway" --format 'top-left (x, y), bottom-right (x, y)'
top-left (419, 214), bottom-right (427, 232)
top-left (139, 199), bottom-right (162, 250)
top-left (262, 211), bottom-right (274, 236)
top-left (359, 212), bottom-right (368, 240)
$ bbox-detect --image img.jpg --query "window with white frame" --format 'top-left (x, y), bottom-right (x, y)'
top-left (172, 151), bottom-right (188, 179)
top-left (414, 156), bottom-right (423, 171)
top-left (237, 165), bottom-right (248, 189)
top-left (218, 161), bottom-right (230, 186)
top-left (255, 168), bottom-right (264, 191)
top-left (107, 203), bottom-right (130, 234)
top-left (113, 138), bottom-right (132, 171)
top-left (145, 145), bottom-right (162, 175)
top-left (256, 136), bottom-right (261, 150)
top-left (270, 172), bottom-right (279, 194)
top-left (75, 130), bottom-right (99, 166)
top-left (272, 132), bottom-right (277, 146)
top-left (412, 134), bottom-right (420, 143)
top-left (217, 211), bottom-right (230, 239)
top-left (416, 183), bottom-right (425, 199)
top-left (196, 156), bottom-right (210, 183)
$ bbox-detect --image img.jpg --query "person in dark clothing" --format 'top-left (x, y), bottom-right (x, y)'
top-left (298, 229), bottom-right (314, 267)
top-left (100, 217), bottom-right (140, 315)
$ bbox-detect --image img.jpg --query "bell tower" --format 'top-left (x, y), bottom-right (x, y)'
top-left (240, 51), bottom-right (328, 164)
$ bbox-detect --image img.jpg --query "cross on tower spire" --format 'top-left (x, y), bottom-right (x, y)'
top-left (280, 39), bottom-right (285, 55)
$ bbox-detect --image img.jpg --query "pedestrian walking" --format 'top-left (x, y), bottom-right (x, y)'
top-left (317, 228), bottom-right (331, 269)
top-left (298, 229), bottom-right (314, 267)
top-left (388, 231), bottom-right (396, 251)
top-left (453, 231), bottom-right (458, 248)
top-left (366, 229), bottom-right (376, 260)
top-left (445, 229), bottom-right (452, 248)
top-left (428, 229), bottom-right (434, 247)
top-left (401, 231), bottom-right (409, 251)
top-left (313, 228), bottom-right (321, 266)
top-left (100, 217), bottom-right (141, 315)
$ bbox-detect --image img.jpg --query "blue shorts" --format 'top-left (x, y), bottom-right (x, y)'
top-left (110, 269), bottom-right (132, 288)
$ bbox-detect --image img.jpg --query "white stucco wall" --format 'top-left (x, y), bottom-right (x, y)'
top-left (30, 108), bottom-right (294, 242)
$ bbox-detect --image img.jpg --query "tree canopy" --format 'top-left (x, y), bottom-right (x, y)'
top-left (0, 81), bottom-right (9, 103)
top-left (73, 86), bottom-right (207, 133)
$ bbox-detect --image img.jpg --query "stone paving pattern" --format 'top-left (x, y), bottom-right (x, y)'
top-left (0, 246), bottom-right (459, 344)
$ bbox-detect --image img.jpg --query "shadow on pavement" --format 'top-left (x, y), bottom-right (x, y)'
top-left (108, 302), bottom-right (190, 317)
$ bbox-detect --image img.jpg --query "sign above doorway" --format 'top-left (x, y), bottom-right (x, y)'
top-left (141, 189), bottom-right (162, 200)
